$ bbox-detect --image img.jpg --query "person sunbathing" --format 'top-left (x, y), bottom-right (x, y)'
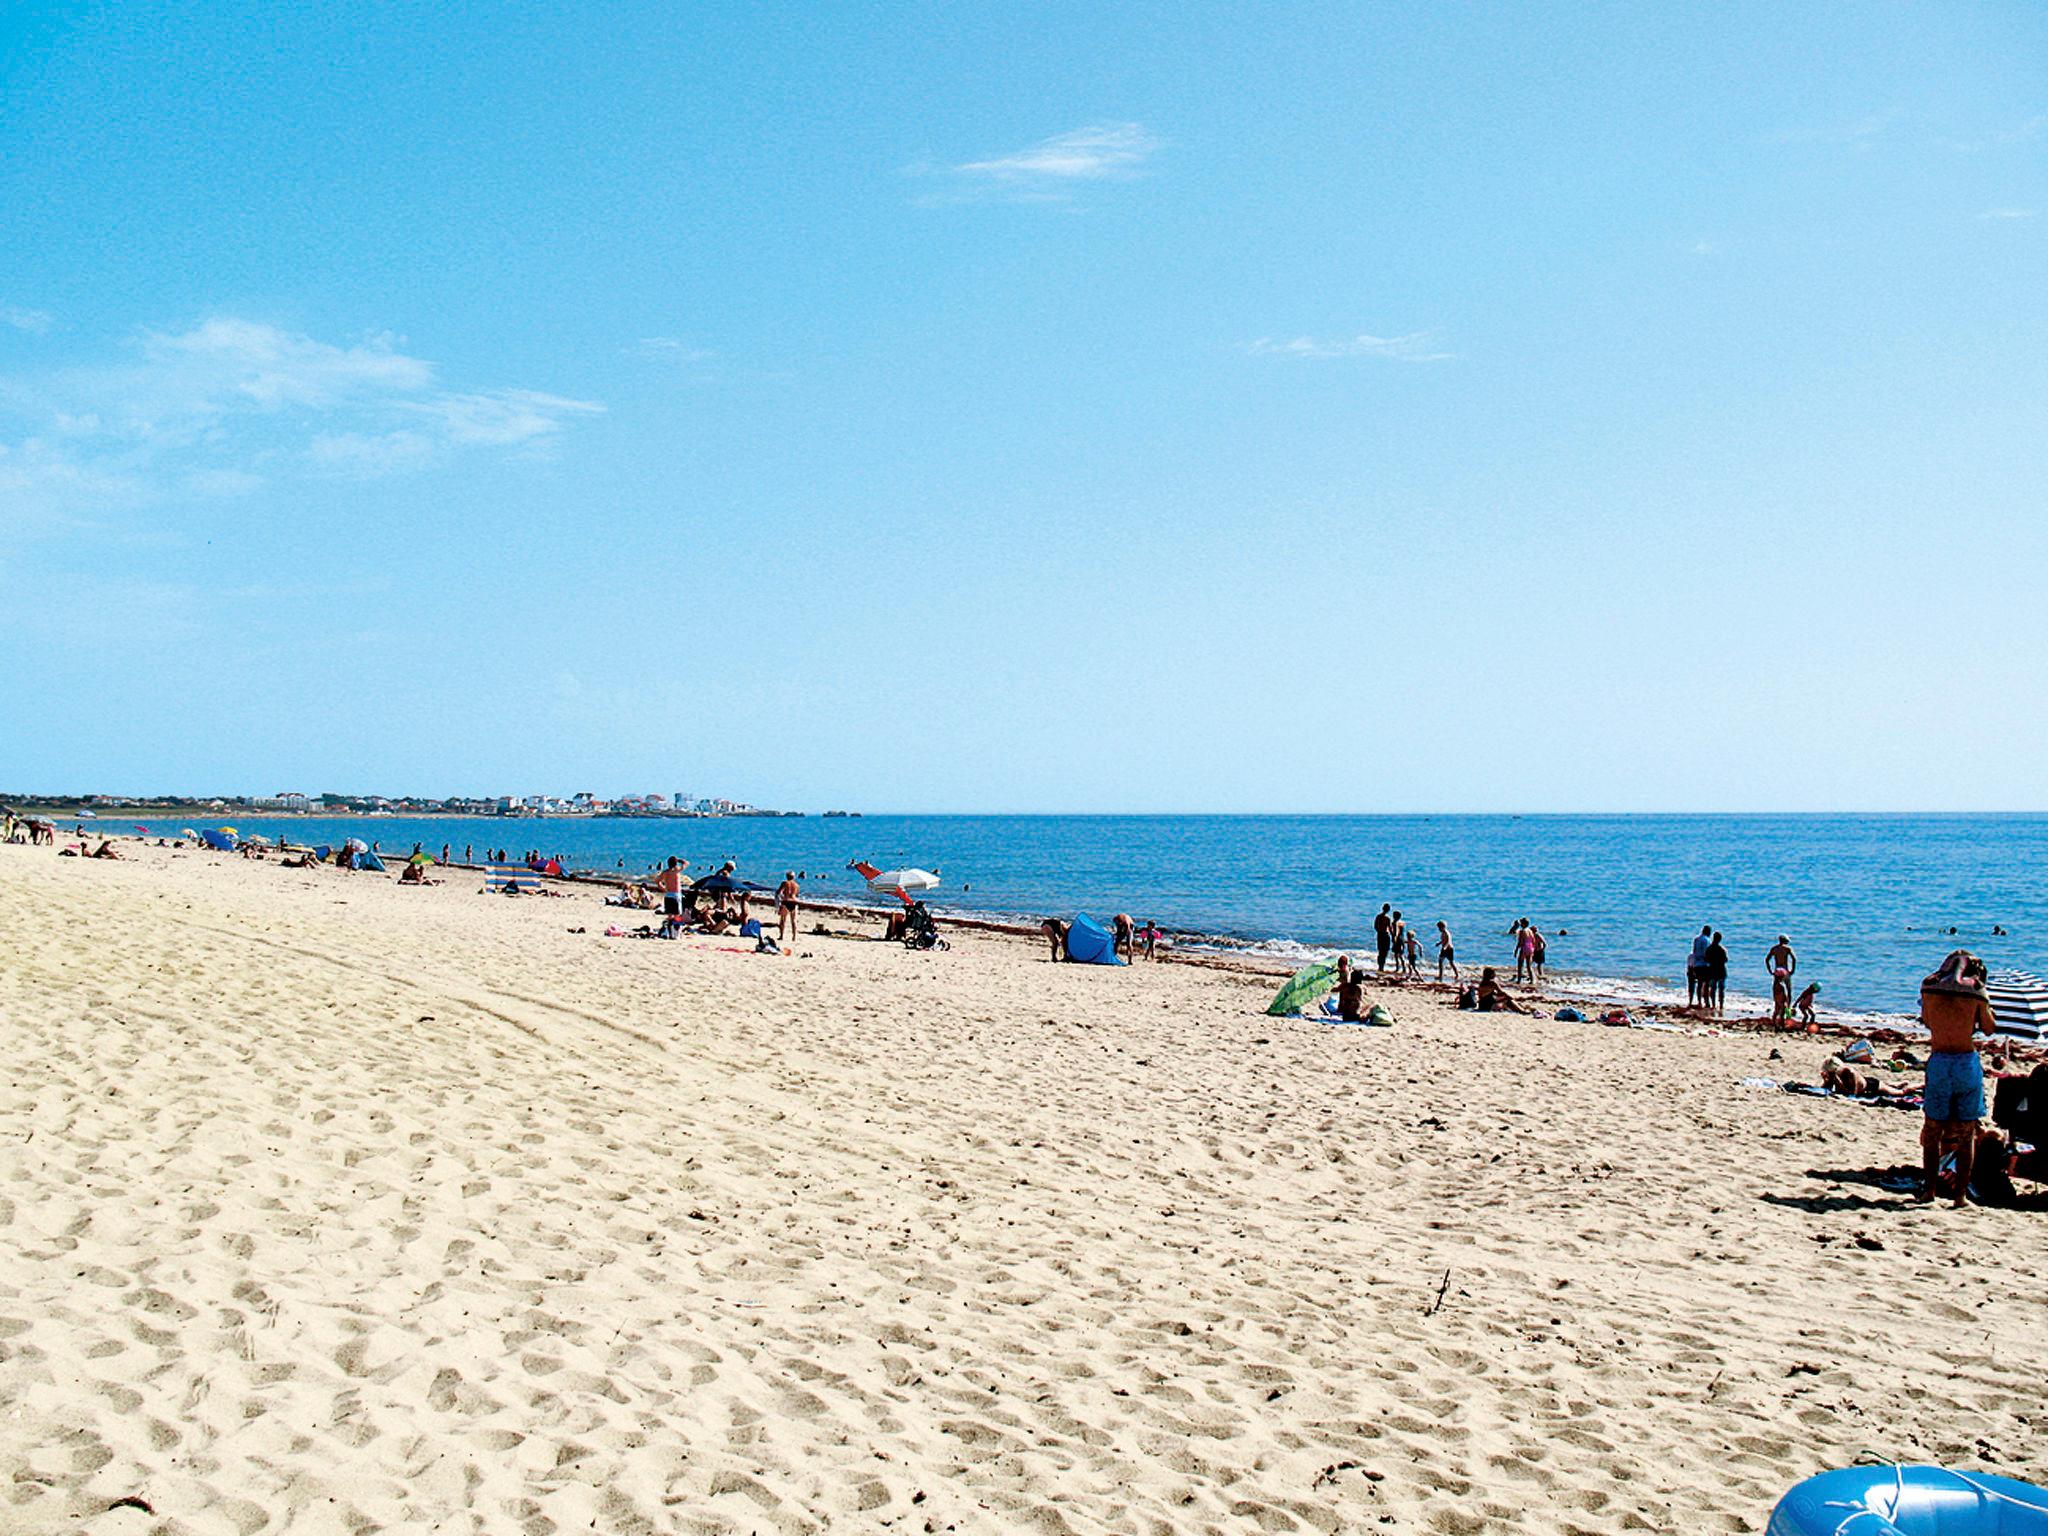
top-left (90, 840), bottom-right (122, 859)
top-left (282, 852), bottom-right (318, 869)
top-left (1476, 967), bottom-right (1532, 1014)
top-left (1819, 1058), bottom-right (1910, 1100)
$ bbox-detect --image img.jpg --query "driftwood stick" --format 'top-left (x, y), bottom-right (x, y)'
top-left (1424, 1267), bottom-right (1452, 1317)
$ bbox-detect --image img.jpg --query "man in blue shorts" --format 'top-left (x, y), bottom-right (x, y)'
top-left (1918, 951), bottom-right (1997, 1208)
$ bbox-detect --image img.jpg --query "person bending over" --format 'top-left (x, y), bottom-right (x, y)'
top-left (1041, 918), bottom-right (1069, 961)
top-left (1766, 935), bottom-right (1798, 1025)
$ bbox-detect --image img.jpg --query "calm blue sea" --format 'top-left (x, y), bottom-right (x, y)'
top-left (135, 813), bottom-right (2046, 1020)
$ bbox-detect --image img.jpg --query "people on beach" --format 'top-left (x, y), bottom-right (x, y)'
top-left (1403, 926), bottom-right (1422, 978)
top-left (1112, 913), bottom-right (1135, 962)
top-left (1917, 949), bottom-right (1996, 1207)
top-left (1512, 918), bottom-right (1536, 983)
top-left (654, 857), bottom-right (688, 934)
top-left (1374, 904), bottom-right (1393, 973)
top-left (1766, 935), bottom-right (1798, 1025)
top-left (1704, 930), bottom-right (1729, 1013)
top-left (1476, 966), bottom-right (1532, 1015)
top-left (1436, 921), bottom-right (1459, 982)
top-left (1794, 981), bottom-right (1821, 1029)
top-left (776, 872), bottom-right (801, 943)
top-left (1335, 960), bottom-right (1366, 1023)
top-left (1687, 925), bottom-right (1712, 1006)
top-left (1140, 920), bottom-right (1161, 960)
top-left (1041, 918), bottom-right (1068, 961)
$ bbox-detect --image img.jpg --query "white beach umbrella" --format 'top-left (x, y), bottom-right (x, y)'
top-left (867, 867), bottom-right (940, 895)
top-left (1985, 969), bottom-right (2048, 1039)
top-left (345, 837), bottom-right (369, 853)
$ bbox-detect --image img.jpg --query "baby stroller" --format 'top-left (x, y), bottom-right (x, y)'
top-left (901, 901), bottom-right (949, 952)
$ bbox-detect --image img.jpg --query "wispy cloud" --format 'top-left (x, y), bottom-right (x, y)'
top-left (1771, 111), bottom-right (1896, 149)
top-left (1979, 206), bottom-right (2036, 221)
top-left (915, 122), bottom-right (1160, 205)
top-left (1940, 113), bottom-right (2047, 153)
top-left (1, 316), bottom-right (603, 522)
top-left (1247, 331), bottom-right (1452, 363)
top-left (633, 336), bottom-right (715, 364)
top-left (1686, 238), bottom-right (1722, 258)
top-left (3, 306), bottom-right (53, 334)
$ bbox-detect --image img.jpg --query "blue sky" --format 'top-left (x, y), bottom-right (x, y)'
top-left (3, 2), bottom-right (2044, 811)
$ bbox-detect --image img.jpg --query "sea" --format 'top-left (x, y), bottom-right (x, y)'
top-left (120, 813), bottom-right (2046, 1023)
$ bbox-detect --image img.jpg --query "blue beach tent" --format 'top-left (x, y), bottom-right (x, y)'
top-left (200, 829), bottom-right (236, 852)
top-left (355, 850), bottom-right (387, 872)
top-left (1064, 914), bottom-right (1123, 965)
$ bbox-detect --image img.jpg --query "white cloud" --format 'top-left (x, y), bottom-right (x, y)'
top-left (2, 316), bottom-right (603, 510)
top-left (307, 429), bottom-right (438, 477)
top-left (401, 389), bottom-right (603, 446)
top-left (1979, 207), bottom-right (2036, 221)
top-left (1687, 238), bottom-right (1722, 257)
top-left (918, 122), bottom-right (1160, 204)
top-left (634, 336), bottom-right (714, 364)
top-left (1247, 331), bottom-right (1452, 363)
top-left (4, 306), bottom-right (53, 334)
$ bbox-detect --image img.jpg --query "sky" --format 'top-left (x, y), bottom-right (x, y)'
top-left (3, 2), bottom-right (2045, 812)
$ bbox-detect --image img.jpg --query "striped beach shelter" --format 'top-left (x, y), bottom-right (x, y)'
top-left (485, 862), bottom-right (542, 893)
top-left (1985, 969), bottom-right (2048, 1039)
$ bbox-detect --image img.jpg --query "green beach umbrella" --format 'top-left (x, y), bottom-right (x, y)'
top-left (1266, 959), bottom-right (1338, 1016)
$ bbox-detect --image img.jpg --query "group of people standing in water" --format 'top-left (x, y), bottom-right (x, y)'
top-left (1368, 904), bottom-right (1551, 989)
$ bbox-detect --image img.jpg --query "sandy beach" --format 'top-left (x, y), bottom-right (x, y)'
top-left (1, 840), bottom-right (2042, 1536)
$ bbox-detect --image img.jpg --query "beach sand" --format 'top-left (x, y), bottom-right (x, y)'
top-left (1, 842), bottom-right (2041, 1535)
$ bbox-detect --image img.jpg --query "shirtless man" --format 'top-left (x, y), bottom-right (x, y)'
top-left (1112, 913), bottom-right (1135, 963)
top-left (1374, 905), bottom-right (1393, 973)
top-left (1919, 952), bottom-right (1997, 1208)
top-left (1041, 918), bottom-right (1068, 962)
top-left (1436, 921), bottom-right (1459, 982)
top-left (1766, 936), bottom-right (1798, 1024)
top-left (654, 857), bottom-right (689, 932)
top-left (776, 872), bottom-right (801, 943)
